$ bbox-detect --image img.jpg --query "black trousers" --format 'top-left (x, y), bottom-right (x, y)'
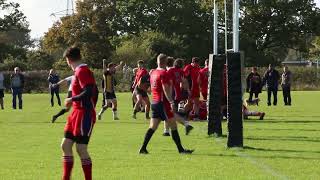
top-left (282, 86), bottom-right (291, 105)
top-left (249, 92), bottom-right (259, 101)
top-left (267, 88), bottom-right (278, 106)
top-left (50, 88), bottom-right (61, 107)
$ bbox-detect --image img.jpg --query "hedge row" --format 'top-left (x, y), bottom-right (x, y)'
top-left (1, 66), bottom-right (319, 93)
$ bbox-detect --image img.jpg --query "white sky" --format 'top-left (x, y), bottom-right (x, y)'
top-left (6, 0), bottom-right (320, 39)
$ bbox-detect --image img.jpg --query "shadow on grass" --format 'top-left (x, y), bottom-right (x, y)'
top-left (246, 120), bottom-right (320, 124)
top-left (194, 153), bottom-right (320, 160)
top-left (249, 128), bottom-right (320, 132)
top-left (245, 136), bottom-right (320, 143)
top-left (243, 146), bottom-right (320, 154)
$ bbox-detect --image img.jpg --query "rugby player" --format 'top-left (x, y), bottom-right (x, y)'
top-left (139, 54), bottom-right (194, 154)
top-left (61, 47), bottom-right (98, 180)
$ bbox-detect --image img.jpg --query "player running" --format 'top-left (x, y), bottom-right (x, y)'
top-left (52, 75), bottom-right (74, 123)
top-left (97, 61), bottom-right (123, 120)
top-left (61, 47), bottom-right (98, 180)
top-left (132, 60), bottom-right (150, 119)
top-left (183, 57), bottom-right (201, 119)
top-left (199, 59), bottom-right (209, 101)
top-left (139, 54), bottom-right (194, 154)
top-left (163, 58), bottom-right (194, 136)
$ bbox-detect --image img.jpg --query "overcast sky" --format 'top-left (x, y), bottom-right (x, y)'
top-left (7, 0), bottom-right (320, 39)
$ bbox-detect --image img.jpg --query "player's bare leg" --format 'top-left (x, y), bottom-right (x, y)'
top-left (133, 94), bottom-right (143, 119)
top-left (76, 144), bottom-right (92, 180)
top-left (143, 97), bottom-right (150, 119)
top-left (139, 118), bottom-right (161, 154)
top-left (167, 118), bottom-right (194, 154)
top-left (193, 97), bottom-right (200, 119)
top-left (163, 121), bottom-right (170, 136)
top-left (97, 99), bottom-right (108, 120)
top-left (61, 138), bottom-right (74, 180)
top-left (111, 99), bottom-right (119, 120)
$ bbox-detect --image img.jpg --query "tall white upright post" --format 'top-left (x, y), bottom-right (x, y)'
top-left (213, 0), bottom-right (219, 55)
top-left (233, 0), bottom-right (240, 52)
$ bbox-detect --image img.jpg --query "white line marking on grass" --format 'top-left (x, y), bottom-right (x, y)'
top-left (201, 126), bottom-right (289, 179)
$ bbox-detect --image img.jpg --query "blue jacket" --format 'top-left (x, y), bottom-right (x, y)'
top-left (263, 69), bottom-right (280, 90)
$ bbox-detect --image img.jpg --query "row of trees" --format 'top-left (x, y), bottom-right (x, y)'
top-left (1, 0), bottom-right (320, 70)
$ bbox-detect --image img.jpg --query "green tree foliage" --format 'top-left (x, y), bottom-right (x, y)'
top-left (43, 0), bottom-right (116, 68)
top-left (112, 31), bottom-right (186, 68)
top-left (240, 0), bottom-right (320, 65)
top-left (0, 0), bottom-right (31, 62)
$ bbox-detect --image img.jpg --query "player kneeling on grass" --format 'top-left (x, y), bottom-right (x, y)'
top-left (97, 62), bottom-right (123, 120)
top-left (61, 47), bottom-right (98, 180)
top-left (243, 101), bottom-right (265, 120)
top-left (52, 75), bottom-right (74, 123)
top-left (139, 54), bottom-right (194, 154)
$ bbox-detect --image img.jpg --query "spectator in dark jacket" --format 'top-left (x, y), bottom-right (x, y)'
top-left (10, 67), bottom-right (24, 109)
top-left (263, 64), bottom-right (280, 106)
top-left (281, 66), bottom-right (292, 106)
top-left (48, 69), bottom-right (61, 107)
top-left (246, 67), bottom-right (262, 102)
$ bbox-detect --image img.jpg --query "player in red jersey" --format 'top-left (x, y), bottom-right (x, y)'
top-left (163, 58), bottom-right (194, 136)
top-left (61, 47), bottom-right (98, 180)
top-left (139, 54), bottom-right (194, 154)
top-left (199, 59), bottom-right (209, 101)
top-left (132, 60), bottom-right (150, 119)
top-left (183, 57), bottom-right (201, 118)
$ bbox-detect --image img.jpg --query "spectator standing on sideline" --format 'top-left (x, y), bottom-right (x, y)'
top-left (263, 64), bottom-right (280, 106)
top-left (281, 66), bottom-right (292, 106)
top-left (246, 67), bottom-right (262, 102)
top-left (48, 69), bottom-right (61, 107)
top-left (10, 67), bottom-right (24, 109)
top-left (0, 71), bottom-right (4, 109)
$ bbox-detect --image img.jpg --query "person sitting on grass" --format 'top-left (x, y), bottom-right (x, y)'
top-left (243, 102), bottom-right (265, 120)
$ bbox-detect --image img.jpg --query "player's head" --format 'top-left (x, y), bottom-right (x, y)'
top-left (283, 66), bottom-right (288, 72)
top-left (174, 58), bottom-right (184, 69)
top-left (49, 69), bottom-right (55, 74)
top-left (252, 67), bottom-right (257, 73)
top-left (14, 67), bottom-right (20, 74)
top-left (192, 57), bottom-right (200, 65)
top-left (268, 64), bottom-right (273, 71)
top-left (205, 59), bottom-right (209, 67)
top-left (137, 60), bottom-right (144, 68)
top-left (157, 53), bottom-right (167, 68)
top-left (64, 47), bottom-right (81, 68)
top-left (166, 57), bottom-right (174, 68)
top-left (108, 63), bottom-right (116, 73)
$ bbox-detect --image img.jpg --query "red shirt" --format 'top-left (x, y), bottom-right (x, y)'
top-left (72, 64), bottom-right (98, 109)
top-left (199, 67), bottom-right (209, 91)
top-left (167, 67), bottom-right (184, 101)
top-left (133, 68), bottom-right (148, 88)
top-left (183, 63), bottom-right (200, 90)
top-left (150, 68), bottom-right (170, 103)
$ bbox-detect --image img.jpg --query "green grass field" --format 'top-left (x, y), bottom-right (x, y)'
top-left (0, 92), bottom-right (319, 180)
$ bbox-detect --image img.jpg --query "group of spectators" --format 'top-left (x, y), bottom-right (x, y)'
top-left (246, 64), bottom-right (293, 106)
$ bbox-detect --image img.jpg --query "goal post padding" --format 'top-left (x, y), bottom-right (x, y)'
top-left (207, 54), bottom-right (226, 136)
top-left (227, 52), bottom-right (243, 147)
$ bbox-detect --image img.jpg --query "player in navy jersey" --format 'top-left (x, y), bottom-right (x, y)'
top-left (61, 47), bottom-right (98, 180)
top-left (139, 54), bottom-right (194, 154)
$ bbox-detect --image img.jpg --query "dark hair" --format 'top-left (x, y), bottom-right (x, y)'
top-left (64, 47), bottom-right (81, 61)
top-left (174, 58), bottom-right (184, 68)
top-left (137, 60), bottom-right (144, 65)
top-left (192, 57), bottom-right (200, 63)
top-left (167, 57), bottom-right (174, 67)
